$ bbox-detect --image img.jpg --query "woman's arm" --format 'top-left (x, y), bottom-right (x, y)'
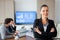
top-left (34, 27), bottom-right (42, 34)
top-left (43, 20), bottom-right (57, 38)
top-left (48, 20), bottom-right (57, 37)
top-left (33, 19), bottom-right (57, 38)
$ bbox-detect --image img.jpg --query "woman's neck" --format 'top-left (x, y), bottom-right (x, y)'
top-left (42, 18), bottom-right (48, 25)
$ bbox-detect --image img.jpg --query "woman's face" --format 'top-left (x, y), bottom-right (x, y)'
top-left (40, 7), bottom-right (48, 19)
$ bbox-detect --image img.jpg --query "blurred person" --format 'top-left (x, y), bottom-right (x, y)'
top-left (0, 18), bottom-right (19, 40)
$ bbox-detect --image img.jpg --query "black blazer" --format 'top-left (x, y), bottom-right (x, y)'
top-left (33, 18), bottom-right (57, 40)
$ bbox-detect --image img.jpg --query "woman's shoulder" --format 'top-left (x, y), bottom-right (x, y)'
top-left (34, 19), bottom-right (40, 23)
top-left (35, 19), bottom-right (40, 20)
top-left (48, 19), bottom-right (54, 23)
top-left (34, 19), bottom-right (40, 22)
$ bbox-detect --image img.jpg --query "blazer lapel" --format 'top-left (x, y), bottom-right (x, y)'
top-left (39, 18), bottom-right (44, 32)
top-left (39, 18), bottom-right (50, 32)
top-left (46, 19), bottom-right (50, 32)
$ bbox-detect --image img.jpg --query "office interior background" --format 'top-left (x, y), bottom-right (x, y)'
top-left (0, 0), bottom-right (60, 40)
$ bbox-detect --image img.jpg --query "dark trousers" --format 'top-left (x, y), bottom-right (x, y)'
top-left (35, 38), bottom-right (43, 40)
top-left (35, 38), bottom-right (53, 40)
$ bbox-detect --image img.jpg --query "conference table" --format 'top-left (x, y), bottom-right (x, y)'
top-left (5, 31), bottom-right (35, 40)
top-left (5, 36), bottom-right (35, 40)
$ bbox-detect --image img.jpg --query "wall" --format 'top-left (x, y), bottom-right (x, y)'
top-left (55, 0), bottom-right (60, 23)
top-left (55, 0), bottom-right (60, 38)
top-left (15, 0), bottom-right (37, 11)
top-left (0, 0), bottom-right (14, 24)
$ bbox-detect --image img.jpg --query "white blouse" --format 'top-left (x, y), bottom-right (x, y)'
top-left (43, 23), bottom-right (49, 32)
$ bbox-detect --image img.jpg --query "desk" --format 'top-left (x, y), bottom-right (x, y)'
top-left (5, 38), bottom-right (14, 40)
top-left (5, 36), bottom-right (35, 40)
top-left (5, 31), bottom-right (35, 40)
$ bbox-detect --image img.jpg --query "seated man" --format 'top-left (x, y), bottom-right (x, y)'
top-left (0, 18), bottom-right (19, 40)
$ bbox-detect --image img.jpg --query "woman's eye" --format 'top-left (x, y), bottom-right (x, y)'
top-left (46, 10), bottom-right (48, 12)
top-left (42, 10), bottom-right (48, 12)
top-left (43, 10), bottom-right (45, 12)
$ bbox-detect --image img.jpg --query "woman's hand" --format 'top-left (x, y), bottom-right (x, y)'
top-left (34, 27), bottom-right (42, 34)
top-left (50, 27), bottom-right (55, 32)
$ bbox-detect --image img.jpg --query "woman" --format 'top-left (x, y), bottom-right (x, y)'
top-left (33, 4), bottom-right (57, 40)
